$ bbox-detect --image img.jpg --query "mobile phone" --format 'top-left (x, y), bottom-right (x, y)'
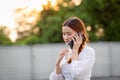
top-left (68, 32), bottom-right (83, 49)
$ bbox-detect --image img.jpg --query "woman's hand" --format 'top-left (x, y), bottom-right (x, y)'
top-left (72, 33), bottom-right (83, 60)
top-left (55, 49), bottom-right (68, 74)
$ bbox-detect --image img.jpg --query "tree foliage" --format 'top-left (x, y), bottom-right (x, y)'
top-left (82, 0), bottom-right (120, 41)
top-left (0, 26), bottom-right (12, 45)
top-left (0, 0), bottom-right (120, 45)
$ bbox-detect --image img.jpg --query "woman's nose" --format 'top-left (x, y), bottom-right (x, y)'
top-left (64, 35), bottom-right (69, 39)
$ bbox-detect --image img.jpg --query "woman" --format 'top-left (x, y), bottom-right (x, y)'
top-left (49, 16), bottom-right (95, 80)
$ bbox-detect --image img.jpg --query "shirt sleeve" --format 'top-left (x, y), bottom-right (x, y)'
top-left (70, 47), bottom-right (95, 79)
top-left (49, 70), bottom-right (65, 80)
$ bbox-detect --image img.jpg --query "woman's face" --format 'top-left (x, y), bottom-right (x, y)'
top-left (62, 26), bottom-right (77, 44)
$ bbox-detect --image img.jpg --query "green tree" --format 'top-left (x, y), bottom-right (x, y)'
top-left (80, 0), bottom-right (120, 41)
top-left (36, 2), bottom-right (63, 43)
top-left (0, 26), bottom-right (12, 45)
top-left (1, 0), bottom-right (119, 45)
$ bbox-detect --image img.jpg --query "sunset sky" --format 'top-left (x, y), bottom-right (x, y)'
top-left (0, 0), bottom-right (81, 28)
top-left (0, 0), bottom-right (81, 42)
top-left (0, 0), bottom-right (56, 28)
top-left (0, 0), bottom-right (57, 42)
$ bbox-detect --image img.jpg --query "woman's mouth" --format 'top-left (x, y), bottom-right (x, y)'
top-left (65, 41), bottom-right (70, 44)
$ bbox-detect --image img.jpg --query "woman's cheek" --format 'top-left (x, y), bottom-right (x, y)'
top-left (71, 34), bottom-right (74, 39)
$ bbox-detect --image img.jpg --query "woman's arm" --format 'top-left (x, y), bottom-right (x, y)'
top-left (71, 47), bottom-right (95, 78)
top-left (49, 49), bottom-right (68, 80)
top-left (49, 70), bottom-right (64, 80)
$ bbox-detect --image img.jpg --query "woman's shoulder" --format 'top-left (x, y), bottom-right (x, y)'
top-left (82, 45), bottom-right (95, 56)
top-left (85, 46), bottom-right (95, 52)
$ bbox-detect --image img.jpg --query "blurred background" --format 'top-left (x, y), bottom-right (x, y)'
top-left (0, 0), bottom-right (120, 80)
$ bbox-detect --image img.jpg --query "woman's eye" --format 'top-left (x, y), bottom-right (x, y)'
top-left (67, 33), bottom-right (71, 36)
top-left (62, 32), bottom-right (71, 36)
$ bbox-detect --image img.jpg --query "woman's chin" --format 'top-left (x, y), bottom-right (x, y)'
top-left (65, 42), bottom-right (69, 45)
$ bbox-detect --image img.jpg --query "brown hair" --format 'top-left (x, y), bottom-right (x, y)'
top-left (62, 16), bottom-right (88, 63)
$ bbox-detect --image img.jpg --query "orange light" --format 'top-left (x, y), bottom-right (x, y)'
top-left (0, 0), bottom-right (58, 42)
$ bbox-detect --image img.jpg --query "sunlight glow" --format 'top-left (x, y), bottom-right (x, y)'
top-left (72, 0), bottom-right (82, 6)
top-left (0, 0), bottom-right (82, 42)
top-left (86, 26), bottom-right (92, 31)
top-left (8, 30), bottom-right (18, 42)
top-left (48, 0), bottom-right (56, 6)
top-left (0, 0), bottom-right (58, 42)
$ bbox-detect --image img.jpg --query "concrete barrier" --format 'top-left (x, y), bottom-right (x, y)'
top-left (0, 45), bottom-right (32, 80)
top-left (0, 42), bottom-right (120, 80)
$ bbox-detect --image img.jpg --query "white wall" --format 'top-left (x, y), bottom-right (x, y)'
top-left (0, 46), bottom-right (32, 80)
top-left (0, 42), bottom-right (120, 80)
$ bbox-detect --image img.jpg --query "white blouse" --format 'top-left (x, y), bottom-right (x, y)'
top-left (49, 45), bottom-right (95, 80)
